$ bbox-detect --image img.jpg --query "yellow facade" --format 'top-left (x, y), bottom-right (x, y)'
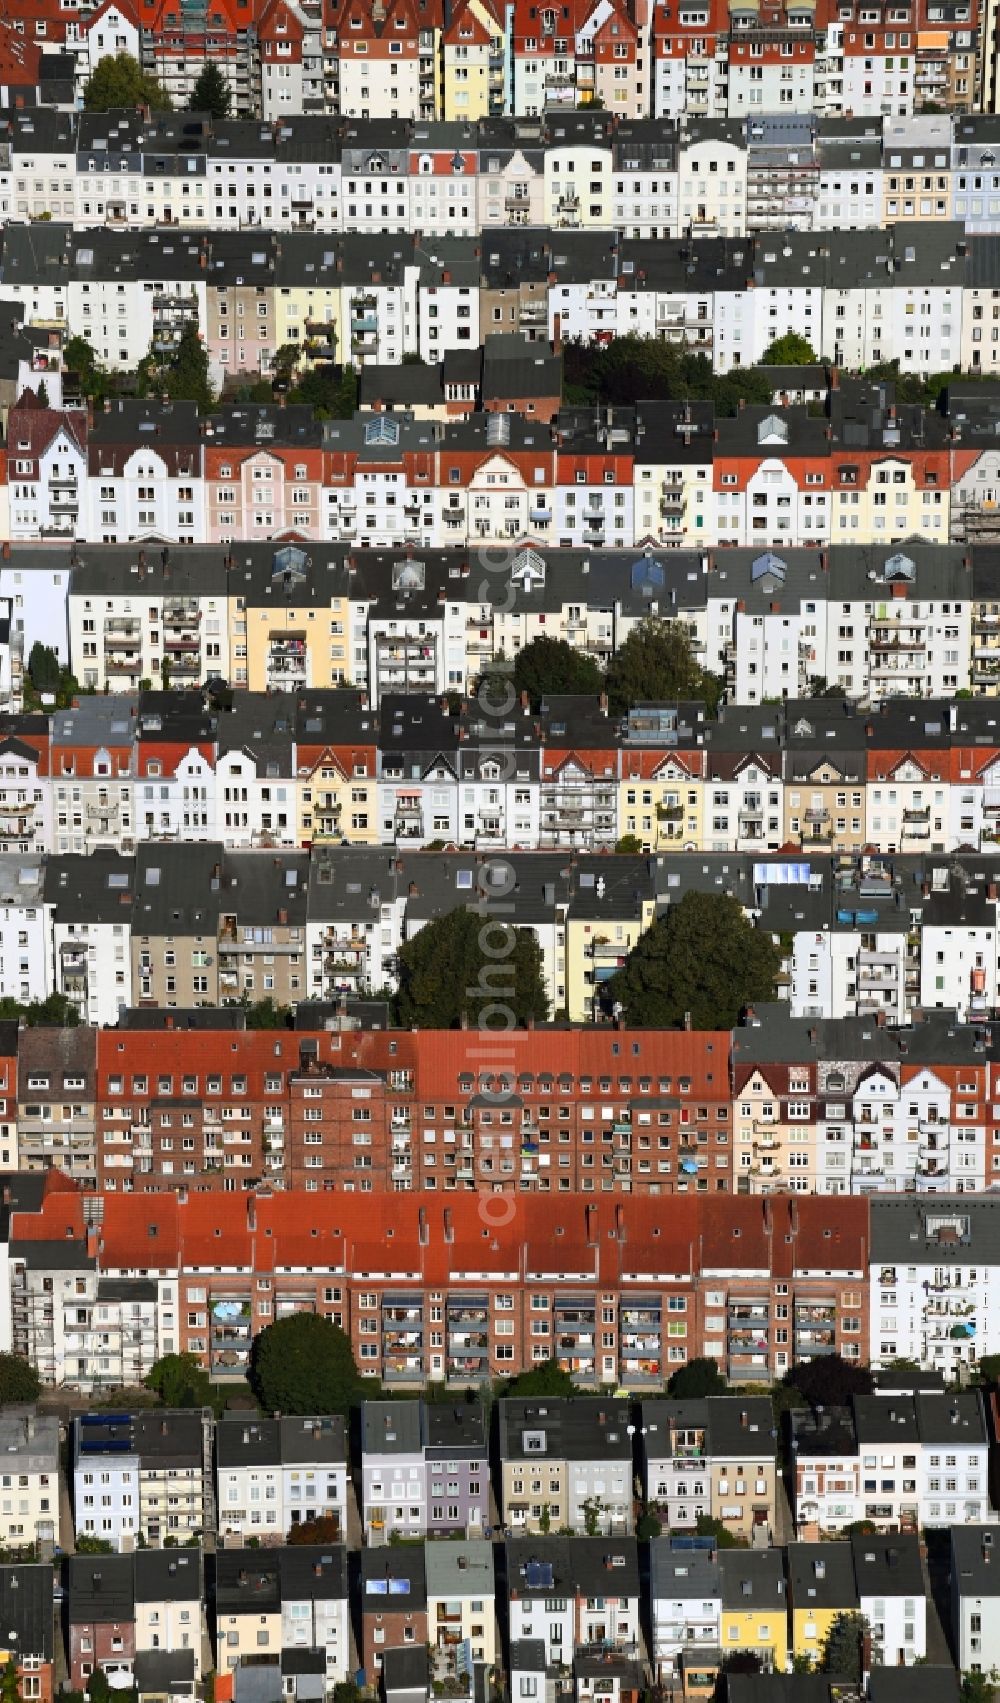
top-left (301, 757), bottom-right (380, 847)
top-left (442, 37), bottom-right (492, 119)
top-left (238, 594), bottom-right (350, 692)
top-left (720, 1606), bottom-right (788, 1674)
top-left (273, 283), bottom-right (343, 373)
top-left (791, 1603), bottom-right (845, 1666)
top-left (619, 763), bottom-right (704, 853)
top-left (564, 900), bottom-right (656, 1023)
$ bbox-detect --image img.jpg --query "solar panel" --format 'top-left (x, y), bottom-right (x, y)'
top-left (524, 1562), bottom-right (554, 1589)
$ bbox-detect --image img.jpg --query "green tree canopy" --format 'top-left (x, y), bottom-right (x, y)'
top-left (0, 992), bottom-right (80, 1027)
top-left (962, 1673), bottom-right (1000, 1703)
top-left (63, 336), bottom-right (111, 405)
top-left (396, 907), bottom-right (549, 1030)
top-left (608, 890), bottom-right (780, 1029)
top-left (289, 363), bottom-right (357, 419)
top-left (138, 321), bottom-right (215, 412)
top-left (786, 1353), bottom-right (873, 1409)
top-left (1, 1659), bottom-right (20, 1703)
top-left (0, 1355), bottom-right (40, 1405)
top-left (820, 1612), bottom-right (868, 1682)
top-left (83, 53), bottom-right (172, 111)
top-left (238, 997), bottom-right (293, 1029)
top-left (144, 1352), bottom-right (211, 1408)
top-left (504, 1358), bottom-right (575, 1399)
top-left (761, 332), bottom-right (819, 366)
top-left (666, 1356), bottom-right (727, 1399)
top-left (605, 617), bottom-right (722, 716)
top-left (249, 1313), bottom-right (364, 1415)
top-left (488, 636), bottom-right (604, 707)
top-left (27, 643), bottom-right (60, 696)
top-left (975, 1354), bottom-right (1000, 1384)
top-left (691, 1514), bottom-right (744, 1548)
top-left (189, 61), bottom-right (230, 118)
top-left (561, 335), bottom-right (774, 416)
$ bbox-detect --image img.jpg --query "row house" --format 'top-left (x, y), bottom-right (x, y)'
top-left (791, 1386), bottom-right (993, 1535)
top-left (360, 1399), bottom-right (487, 1539)
top-left (17, 113), bottom-right (1000, 231)
top-left (68, 1549), bottom-right (204, 1691)
top-left (15, 0), bottom-right (977, 121)
top-left (11, 1162), bottom-right (1000, 1386)
top-left (0, 390), bottom-right (992, 568)
top-left (641, 1395), bottom-right (778, 1544)
top-left (496, 1396), bottom-right (633, 1535)
top-left (0, 1410), bottom-right (58, 1553)
top-left (215, 1547), bottom-right (350, 1684)
top-left (12, 879), bottom-right (1000, 1186)
top-left (215, 1412), bottom-right (348, 1542)
top-left (71, 1409), bottom-right (214, 1548)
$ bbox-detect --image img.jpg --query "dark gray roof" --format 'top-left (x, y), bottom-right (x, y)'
top-left (499, 1397), bottom-right (633, 1464)
top-left (507, 1536), bottom-right (639, 1600)
top-left (785, 1542), bottom-right (858, 1613)
top-left (850, 1532), bottom-right (923, 1598)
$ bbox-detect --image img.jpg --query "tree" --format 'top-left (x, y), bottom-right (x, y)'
top-left (137, 320), bottom-right (214, 412)
top-left (0, 992), bottom-right (80, 1027)
top-left (975, 1355), bottom-right (1000, 1384)
top-left (1, 1659), bottom-right (21, 1703)
top-left (27, 642), bottom-right (60, 697)
top-left (144, 1352), bottom-right (211, 1408)
top-left (249, 1313), bottom-right (364, 1416)
top-left (287, 1515), bottom-right (342, 1544)
top-left (83, 52), bottom-right (172, 111)
top-left (691, 1514), bottom-right (744, 1549)
top-left (787, 1354), bottom-right (873, 1409)
top-left (496, 636), bottom-right (604, 706)
top-left (666, 1356), bottom-right (726, 1399)
top-left (636, 1509), bottom-right (662, 1541)
top-left (64, 336), bottom-right (111, 405)
top-left (820, 1611), bottom-right (868, 1682)
top-left (615, 835), bottom-right (643, 855)
top-left (806, 676), bottom-right (846, 699)
top-left (0, 1354), bottom-right (40, 1405)
top-left (714, 1652), bottom-right (762, 1698)
top-left (189, 61), bottom-right (230, 118)
top-left (504, 1358), bottom-right (575, 1399)
top-left (761, 332), bottom-right (819, 366)
top-left (75, 1535), bottom-right (116, 1556)
top-left (962, 1674), bottom-right (1000, 1703)
top-left (608, 890), bottom-right (780, 1029)
top-left (396, 907), bottom-right (549, 1030)
top-left (289, 363), bottom-right (357, 420)
top-left (35, 380), bottom-right (49, 408)
top-left (238, 997), bottom-right (293, 1029)
top-left (605, 617), bottom-right (722, 717)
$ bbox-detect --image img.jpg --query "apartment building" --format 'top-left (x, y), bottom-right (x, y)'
top-left (4, 1179), bottom-right (876, 1389)
top-left (214, 1547), bottom-right (350, 1683)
